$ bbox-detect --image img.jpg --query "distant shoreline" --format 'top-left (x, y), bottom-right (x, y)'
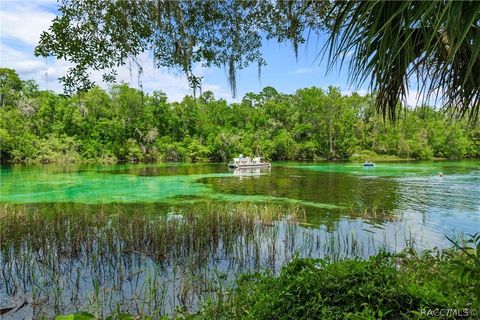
top-left (2, 157), bottom-right (477, 166)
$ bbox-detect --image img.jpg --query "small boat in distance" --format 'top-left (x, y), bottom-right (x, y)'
top-left (363, 161), bottom-right (375, 167)
top-left (228, 155), bottom-right (271, 169)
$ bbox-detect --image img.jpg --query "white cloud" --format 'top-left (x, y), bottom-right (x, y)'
top-left (404, 90), bottom-right (420, 107)
top-left (403, 89), bottom-right (444, 108)
top-left (0, 1), bottom-right (56, 46)
top-left (0, 0), bottom-right (234, 102)
top-left (288, 67), bottom-right (321, 75)
top-left (0, 45), bottom-right (43, 74)
top-left (202, 83), bottom-right (235, 101)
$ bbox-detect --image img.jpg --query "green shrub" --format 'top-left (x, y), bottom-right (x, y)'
top-left (350, 149), bottom-right (378, 161)
top-left (125, 138), bottom-right (143, 162)
top-left (157, 139), bottom-right (187, 162)
top-left (196, 247), bottom-right (479, 319)
top-left (184, 138), bottom-right (211, 162)
top-left (295, 141), bottom-right (317, 160)
top-left (36, 134), bottom-right (81, 164)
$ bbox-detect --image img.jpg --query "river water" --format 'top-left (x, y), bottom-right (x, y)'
top-left (0, 161), bottom-right (479, 317)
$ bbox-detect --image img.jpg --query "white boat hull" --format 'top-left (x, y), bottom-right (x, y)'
top-left (228, 163), bottom-right (271, 169)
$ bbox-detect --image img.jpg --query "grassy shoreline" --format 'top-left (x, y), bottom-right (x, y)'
top-left (1, 203), bottom-right (479, 319)
top-left (53, 244), bottom-right (479, 320)
top-left (193, 245), bottom-right (480, 320)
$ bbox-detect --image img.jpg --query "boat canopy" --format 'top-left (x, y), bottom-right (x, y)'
top-left (228, 155), bottom-right (271, 168)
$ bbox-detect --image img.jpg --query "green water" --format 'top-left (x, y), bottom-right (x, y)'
top-left (1, 161), bottom-right (479, 317)
top-left (1, 161), bottom-right (479, 237)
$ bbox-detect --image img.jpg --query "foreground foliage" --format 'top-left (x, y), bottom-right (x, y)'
top-left (2, 200), bottom-right (478, 319)
top-left (1, 69), bottom-right (479, 164)
top-left (196, 250), bottom-right (478, 319)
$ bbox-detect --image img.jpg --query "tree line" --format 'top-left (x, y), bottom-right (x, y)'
top-left (1, 68), bottom-right (478, 164)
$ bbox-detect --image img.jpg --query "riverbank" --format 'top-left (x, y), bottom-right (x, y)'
top-left (194, 243), bottom-right (479, 319)
top-left (1, 201), bottom-right (479, 319)
top-left (52, 241), bottom-right (479, 319)
top-left (1, 154), bottom-right (472, 165)
top-left (2, 71), bottom-right (479, 165)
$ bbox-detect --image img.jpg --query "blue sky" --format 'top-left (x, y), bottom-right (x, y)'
top-left (0, 0), bottom-right (377, 102)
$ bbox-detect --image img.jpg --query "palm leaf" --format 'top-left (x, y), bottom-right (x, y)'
top-left (326, 0), bottom-right (480, 122)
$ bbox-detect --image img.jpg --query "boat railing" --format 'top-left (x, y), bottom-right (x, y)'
top-left (230, 155), bottom-right (270, 167)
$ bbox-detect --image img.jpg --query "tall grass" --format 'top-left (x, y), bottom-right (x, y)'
top-left (0, 202), bottom-right (403, 318)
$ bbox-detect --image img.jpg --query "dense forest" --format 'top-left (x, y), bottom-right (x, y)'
top-left (1, 68), bottom-right (479, 164)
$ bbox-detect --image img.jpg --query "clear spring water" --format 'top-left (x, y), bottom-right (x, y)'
top-left (0, 161), bottom-right (479, 317)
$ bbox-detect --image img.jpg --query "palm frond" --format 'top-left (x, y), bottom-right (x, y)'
top-left (327, 0), bottom-right (480, 122)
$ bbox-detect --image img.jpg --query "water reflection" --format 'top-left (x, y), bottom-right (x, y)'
top-left (230, 167), bottom-right (271, 179)
top-left (102, 163), bottom-right (226, 176)
top-left (1, 161), bottom-right (478, 233)
top-left (0, 202), bottom-right (430, 319)
top-left (201, 166), bottom-right (401, 212)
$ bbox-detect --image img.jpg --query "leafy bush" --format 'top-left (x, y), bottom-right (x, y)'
top-left (295, 141), bottom-right (317, 160)
top-left (184, 138), bottom-right (211, 162)
top-left (196, 247), bottom-right (479, 319)
top-left (444, 126), bottom-right (471, 159)
top-left (350, 149), bottom-right (378, 161)
top-left (272, 130), bottom-right (296, 160)
top-left (445, 233), bottom-right (480, 308)
top-left (36, 134), bottom-right (80, 164)
top-left (124, 138), bottom-right (143, 163)
top-left (157, 139), bottom-right (187, 162)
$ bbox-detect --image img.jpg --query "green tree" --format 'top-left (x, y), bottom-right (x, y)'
top-left (35, 1), bottom-right (480, 121)
top-left (1, 69), bottom-right (478, 163)
top-left (0, 68), bottom-right (23, 108)
top-left (445, 126), bottom-right (470, 158)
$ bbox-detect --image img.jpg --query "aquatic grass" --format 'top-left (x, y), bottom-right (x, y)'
top-left (0, 202), bottom-right (415, 318)
top-left (1, 202), bottom-right (306, 317)
top-left (349, 207), bottom-right (397, 223)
